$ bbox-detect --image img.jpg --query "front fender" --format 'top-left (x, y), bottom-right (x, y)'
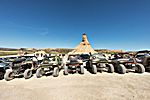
top-left (5, 69), bottom-right (13, 72)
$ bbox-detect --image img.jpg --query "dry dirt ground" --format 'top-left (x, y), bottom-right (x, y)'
top-left (0, 69), bottom-right (150, 100)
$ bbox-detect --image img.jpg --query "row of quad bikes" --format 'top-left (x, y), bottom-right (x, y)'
top-left (61, 50), bottom-right (150, 75)
top-left (0, 56), bottom-right (62, 81)
top-left (86, 51), bottom-right (148, 74)
top-left (86, 56), bottom-right (145, 74)
top-left (0, 50), bottom-right (150, 81)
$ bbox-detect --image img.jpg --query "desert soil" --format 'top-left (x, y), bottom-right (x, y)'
top-left (0, 69), bottom-right (150, 100)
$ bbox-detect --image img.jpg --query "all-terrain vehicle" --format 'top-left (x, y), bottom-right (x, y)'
top-left (111, 53), bottom-right (145, 74)
top-left (135, 50), bottom-right (150, 71)
top-left (36, 55), bottom-right (62, 78)
top-left (0, 60), bottom-right (10, 80)
top-left (4, 56), bottom-right (39, 81)
top-left (20, 55), bottom-right (39, 70)
top-left (86, 53), bottom-right (114, 74)
top-left (63, 55), bottom-right (84, 75)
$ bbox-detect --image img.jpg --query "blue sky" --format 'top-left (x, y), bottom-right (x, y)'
top-left (0, 0), bottom-right (150, 51)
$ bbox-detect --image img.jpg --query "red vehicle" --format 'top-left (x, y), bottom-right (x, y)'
top-left (111, 53), bottom-right (145, 74)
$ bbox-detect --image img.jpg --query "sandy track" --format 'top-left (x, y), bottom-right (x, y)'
top-left (0, 70), bottom-right (150, 100)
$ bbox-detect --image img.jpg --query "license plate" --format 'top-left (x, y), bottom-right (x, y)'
top-left (132, 64), bottom-right (136, 66)
top-left (72, 66), bottom-right (76, 68)
top-left (44, 68), bottom-right (49, 70)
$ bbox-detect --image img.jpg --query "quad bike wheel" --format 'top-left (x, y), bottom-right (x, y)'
top-left (118, 64), bottom-right (126, 74)
top-left (36, 68), bottom-right (45, 78)
top-left (4, 69), bottom-right (14, 81)
top-left (86, 60), bottom-right (92, 70)
top-left (53, 67), bottom-right (59, 77)
top-left (80, 65), bottom-right (84, 74)
top-left (92, 65), bottom-right (97, 74)
top-left (106, 64), bottom-right (114, 73)
top-left (135, 63), bottom-right (145, 73)
top-left (24, 69), bottom-right (32, 79)
top-left (0, 71), bottom-right (4, 80)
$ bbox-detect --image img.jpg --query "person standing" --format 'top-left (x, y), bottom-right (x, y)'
top-left (62, 54), bottom-right (68, 67)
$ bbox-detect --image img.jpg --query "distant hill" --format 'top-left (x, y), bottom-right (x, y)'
top-left (0, 47), bottom-right (18, 51)
top-left (95, 49), bottom-right (123, 53)
top-left (0, 47), bottom-right (125, 56)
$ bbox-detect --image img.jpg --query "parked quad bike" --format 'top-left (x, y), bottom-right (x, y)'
top-left (111, 58), bottom-right (145, 74)
top-left (0, 60), bottom-right (10, 80)
top-left (63, 55), bottom-right (84, 75)
top-left (36, 56), bottom-right (62, 78)
top-left (135, 50), bottom-right (150, 72)
top-left (86, 53), bottom-right (114, 74)
top-left (4, 57), bottom-right (38, 81)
